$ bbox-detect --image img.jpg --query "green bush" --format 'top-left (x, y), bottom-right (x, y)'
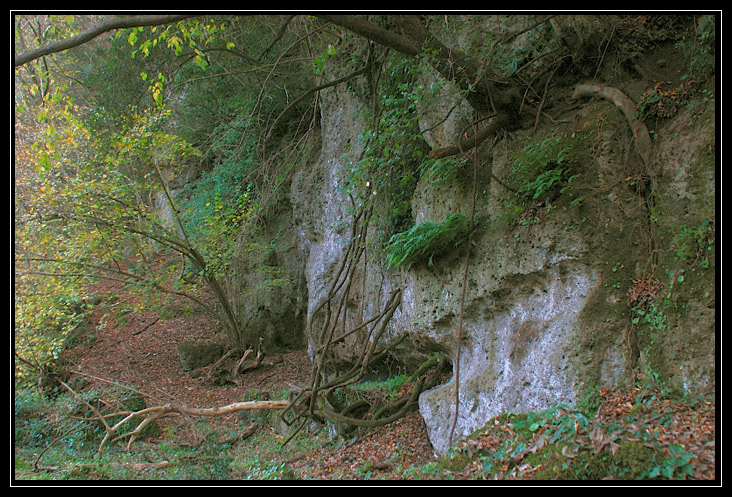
top-left (384, 213), bottom-right (472, 270)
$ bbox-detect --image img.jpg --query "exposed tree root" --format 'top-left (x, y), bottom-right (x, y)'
top-left (571, 83), bottom-right (654, 167)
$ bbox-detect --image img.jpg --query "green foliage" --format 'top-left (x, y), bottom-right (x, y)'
top-left (14, 283), bottom-right (88, 385)
top-left (14, 386), bottom-right (236, 480)
top-left (14, 384), bottom-right (159, 457)
top-left (632, 302), bottom-right (668, 331)
top-left (443, 384), bottom-right (704, 481)
top-left (344, 54), bottom-right (433, 240)
top-left (15, 15), bottom-right (323, 365)
top-left (350, 374), bottom-right (410, 404)
top-left (15, 90), bottom-right (98, 383)
top-left (14, 388), bottom-right (56, 449)
top-left (384, 213), bottom-right (472, 270)
top-left (535, 441), bottom-right (657, 480)
top-left (179, 165), bottom-right (257, 279)
top-left (508, 135), bottom-right (577, 205)
top-left (417, 157), bottom-right (468, 184)
top-left (672, 219), bottom-right (714, 268)
top-left (15, 88), bottom-right (203, 381)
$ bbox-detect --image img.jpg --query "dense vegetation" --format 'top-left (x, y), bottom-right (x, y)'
top-left (14, 14), bottom-right (716, 481)
top-left (15, 15), bottom-right (321, 378)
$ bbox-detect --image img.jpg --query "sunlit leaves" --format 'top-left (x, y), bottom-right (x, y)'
top-left (127, 27), bottom-right (139, 46)
top-left (167, 34), bottom-right (183, 55)
top-left (194, 49), bottom-right (209, 70)
top-left (127, 16), bottom-right (231, 65)
top-left (148, 72), bottom-right (166, 107)
top-left (15, 87), bottom-right (200, 381)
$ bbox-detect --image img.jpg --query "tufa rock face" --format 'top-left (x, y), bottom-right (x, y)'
top-left (177, 340), bottom-right (224, 371)
top-left (283, 41), bottom-right (714, 454)
top-left (418, 263), bottom-right (602, 455)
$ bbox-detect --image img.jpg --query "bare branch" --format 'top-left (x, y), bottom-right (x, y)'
top-left (98, 399), bottom-right (290, 454)
top-left (258, 14), bottom-right (296, 60)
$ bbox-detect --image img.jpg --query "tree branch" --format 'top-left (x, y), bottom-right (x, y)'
top-left (14, 14), bottom-right (198, 67)
top-left (429, 113), bottom-right (510, 159)
top-left (316, 15), bottom-right (422, 57)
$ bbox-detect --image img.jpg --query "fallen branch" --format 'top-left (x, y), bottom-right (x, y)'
top-left (98, 399), bottom-right (289, 455)
top-left (571, 83), bottom-right (653, 167)
top-left (132, 317), bottom-right (159, 336)
top-left (236, 345), bottom-right (265, 375)
top-left (121, 460), bottom-right (171, 471)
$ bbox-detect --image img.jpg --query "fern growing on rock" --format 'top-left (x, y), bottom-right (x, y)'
top-left (384, 213), bottom-right (472, 270)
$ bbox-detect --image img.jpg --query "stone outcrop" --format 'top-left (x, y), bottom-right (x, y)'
top-left (246, 27), bottom-right (715, 455)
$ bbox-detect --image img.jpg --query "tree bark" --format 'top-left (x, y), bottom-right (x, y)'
top-left (317, 15), bottom-right (422, 57)
top-left (429, 114), bottom-right (510, 159)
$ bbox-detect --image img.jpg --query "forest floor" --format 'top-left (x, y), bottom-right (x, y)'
top-left (38, 278), bottom-right (717, 483)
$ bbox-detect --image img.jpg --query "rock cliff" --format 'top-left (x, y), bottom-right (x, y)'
top-left (240, 20), bottom-right (716, 454)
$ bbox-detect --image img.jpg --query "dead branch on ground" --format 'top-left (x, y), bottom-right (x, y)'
top-left (97, 399), bottom-right (289, 455)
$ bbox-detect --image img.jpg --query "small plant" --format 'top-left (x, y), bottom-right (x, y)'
top-left (417, 157), bottom-right (467, 184)
top-left (383, 213), bottom-right (472, 270)
top-left (508, 135), bottom-right (579, 206)
top-left (648, 443), bottom-right (696, 479)
top-left (637, 80), bottom-right (695, 121)
top-left (673, 219), bottom-right (714, 268)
